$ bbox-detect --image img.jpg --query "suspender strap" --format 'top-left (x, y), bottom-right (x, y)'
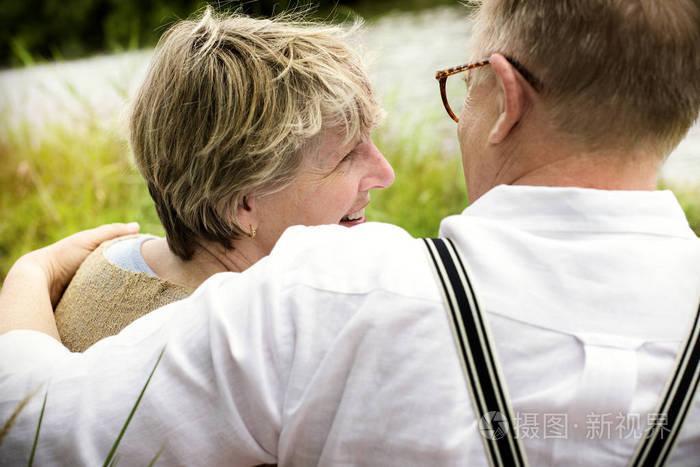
top-left (423, 238), bottom-right (528, 467)
top-left (424, 237), bottom-right (700, 466)
top-left (628, 301), bottom-right (700, 467)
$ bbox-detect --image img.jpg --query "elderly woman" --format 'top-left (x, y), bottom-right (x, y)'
top-left (55, 9), bottom-right (394, 351)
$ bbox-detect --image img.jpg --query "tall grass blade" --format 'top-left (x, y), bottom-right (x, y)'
top-left (101, 347), bottom-right (166, 467)
top-left (0, 388), bottom-right (40, 448)
top-left (10, 39), bottom-right (35, 67)
top-left (146, 445), bottom-right (165, 467)
top-left (27, 390), bottom-right (48, 467)
top-left (128, 19), bottom-right (140, 51)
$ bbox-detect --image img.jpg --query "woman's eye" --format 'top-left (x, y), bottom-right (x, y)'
top-left (341, 151), bottom-right (355, 163)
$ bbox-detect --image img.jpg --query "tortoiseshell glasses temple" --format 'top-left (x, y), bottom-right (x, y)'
top-left (435, 57), bottom-right (542, 123)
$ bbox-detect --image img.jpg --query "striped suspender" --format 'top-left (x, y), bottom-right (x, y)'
top-left (423, 237), bottom-right (528, 467)
top-left (423, 237), bottom-right (700, 467)
top-left (628, 300), bottom-right (700, 467)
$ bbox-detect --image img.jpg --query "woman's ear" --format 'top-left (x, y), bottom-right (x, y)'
top-left (234, 195), bottom-right (257, 231)
top-left (488, 53), bottom-right (528, 145)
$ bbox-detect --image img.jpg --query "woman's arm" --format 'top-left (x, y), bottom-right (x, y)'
top-left (0, 223), bottom-right (140, 339)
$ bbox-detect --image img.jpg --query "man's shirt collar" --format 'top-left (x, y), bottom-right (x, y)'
top-left (463, 184), bottom-right (695, 238)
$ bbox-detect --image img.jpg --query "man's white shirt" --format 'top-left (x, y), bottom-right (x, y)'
top-left (1, 185), bottom-right (699, 466)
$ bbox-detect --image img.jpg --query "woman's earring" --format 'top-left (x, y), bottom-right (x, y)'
top-left (248, 224), bottom-right (257, 239)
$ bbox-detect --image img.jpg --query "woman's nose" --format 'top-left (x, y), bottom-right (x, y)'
top-left (361, 141), bottom-right (395, 190)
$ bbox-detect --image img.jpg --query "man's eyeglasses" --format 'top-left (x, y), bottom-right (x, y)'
top-left (435, 57), bottom-right (542, 123)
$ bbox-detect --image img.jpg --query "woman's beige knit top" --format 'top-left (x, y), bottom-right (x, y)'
top-left (55, 238), bottom-right (193, 352)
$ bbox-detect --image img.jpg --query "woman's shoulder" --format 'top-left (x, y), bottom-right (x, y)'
top-left (102, 234), bottom-right (159, 276)
top-left (55, 234), bottom-right (191, 352)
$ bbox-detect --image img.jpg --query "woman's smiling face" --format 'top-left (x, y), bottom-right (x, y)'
top-left (249, 128), bottom-right (395, 254)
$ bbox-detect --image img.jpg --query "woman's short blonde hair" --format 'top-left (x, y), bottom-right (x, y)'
top-left (130, 8), bottom-right (381, 259)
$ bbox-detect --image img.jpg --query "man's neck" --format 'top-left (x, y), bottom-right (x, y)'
top-left (470, 144), bottom-right (662, 201)
top-left (510, 153), bottom-right (659, 190)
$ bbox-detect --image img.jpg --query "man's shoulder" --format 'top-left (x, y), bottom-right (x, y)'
top-left (268, 222), bottom-right (440, 301)
top-left (272, 221), bottom-right (415, 253)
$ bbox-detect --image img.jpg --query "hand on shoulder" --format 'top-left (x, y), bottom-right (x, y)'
top-left (5, 223), bottom-right (140, 307)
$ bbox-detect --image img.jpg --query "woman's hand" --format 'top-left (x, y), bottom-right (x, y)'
top-left (0, 223), bottom-right (139, 339)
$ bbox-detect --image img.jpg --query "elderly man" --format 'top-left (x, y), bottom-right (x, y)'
top-left (1, 0), bottom-right (699, 465)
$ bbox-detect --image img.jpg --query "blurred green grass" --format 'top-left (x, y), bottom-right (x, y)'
top-left (1, 112), bottom-right (699, 281)
top-left (0, 119), bottom-right (163, 280)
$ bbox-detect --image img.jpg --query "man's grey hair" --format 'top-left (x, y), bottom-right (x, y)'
top-left (470, 0), bottom-right (700, 155)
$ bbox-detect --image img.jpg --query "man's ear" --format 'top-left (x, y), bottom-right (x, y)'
top-left (488, 53), bottom-right (527, 145)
